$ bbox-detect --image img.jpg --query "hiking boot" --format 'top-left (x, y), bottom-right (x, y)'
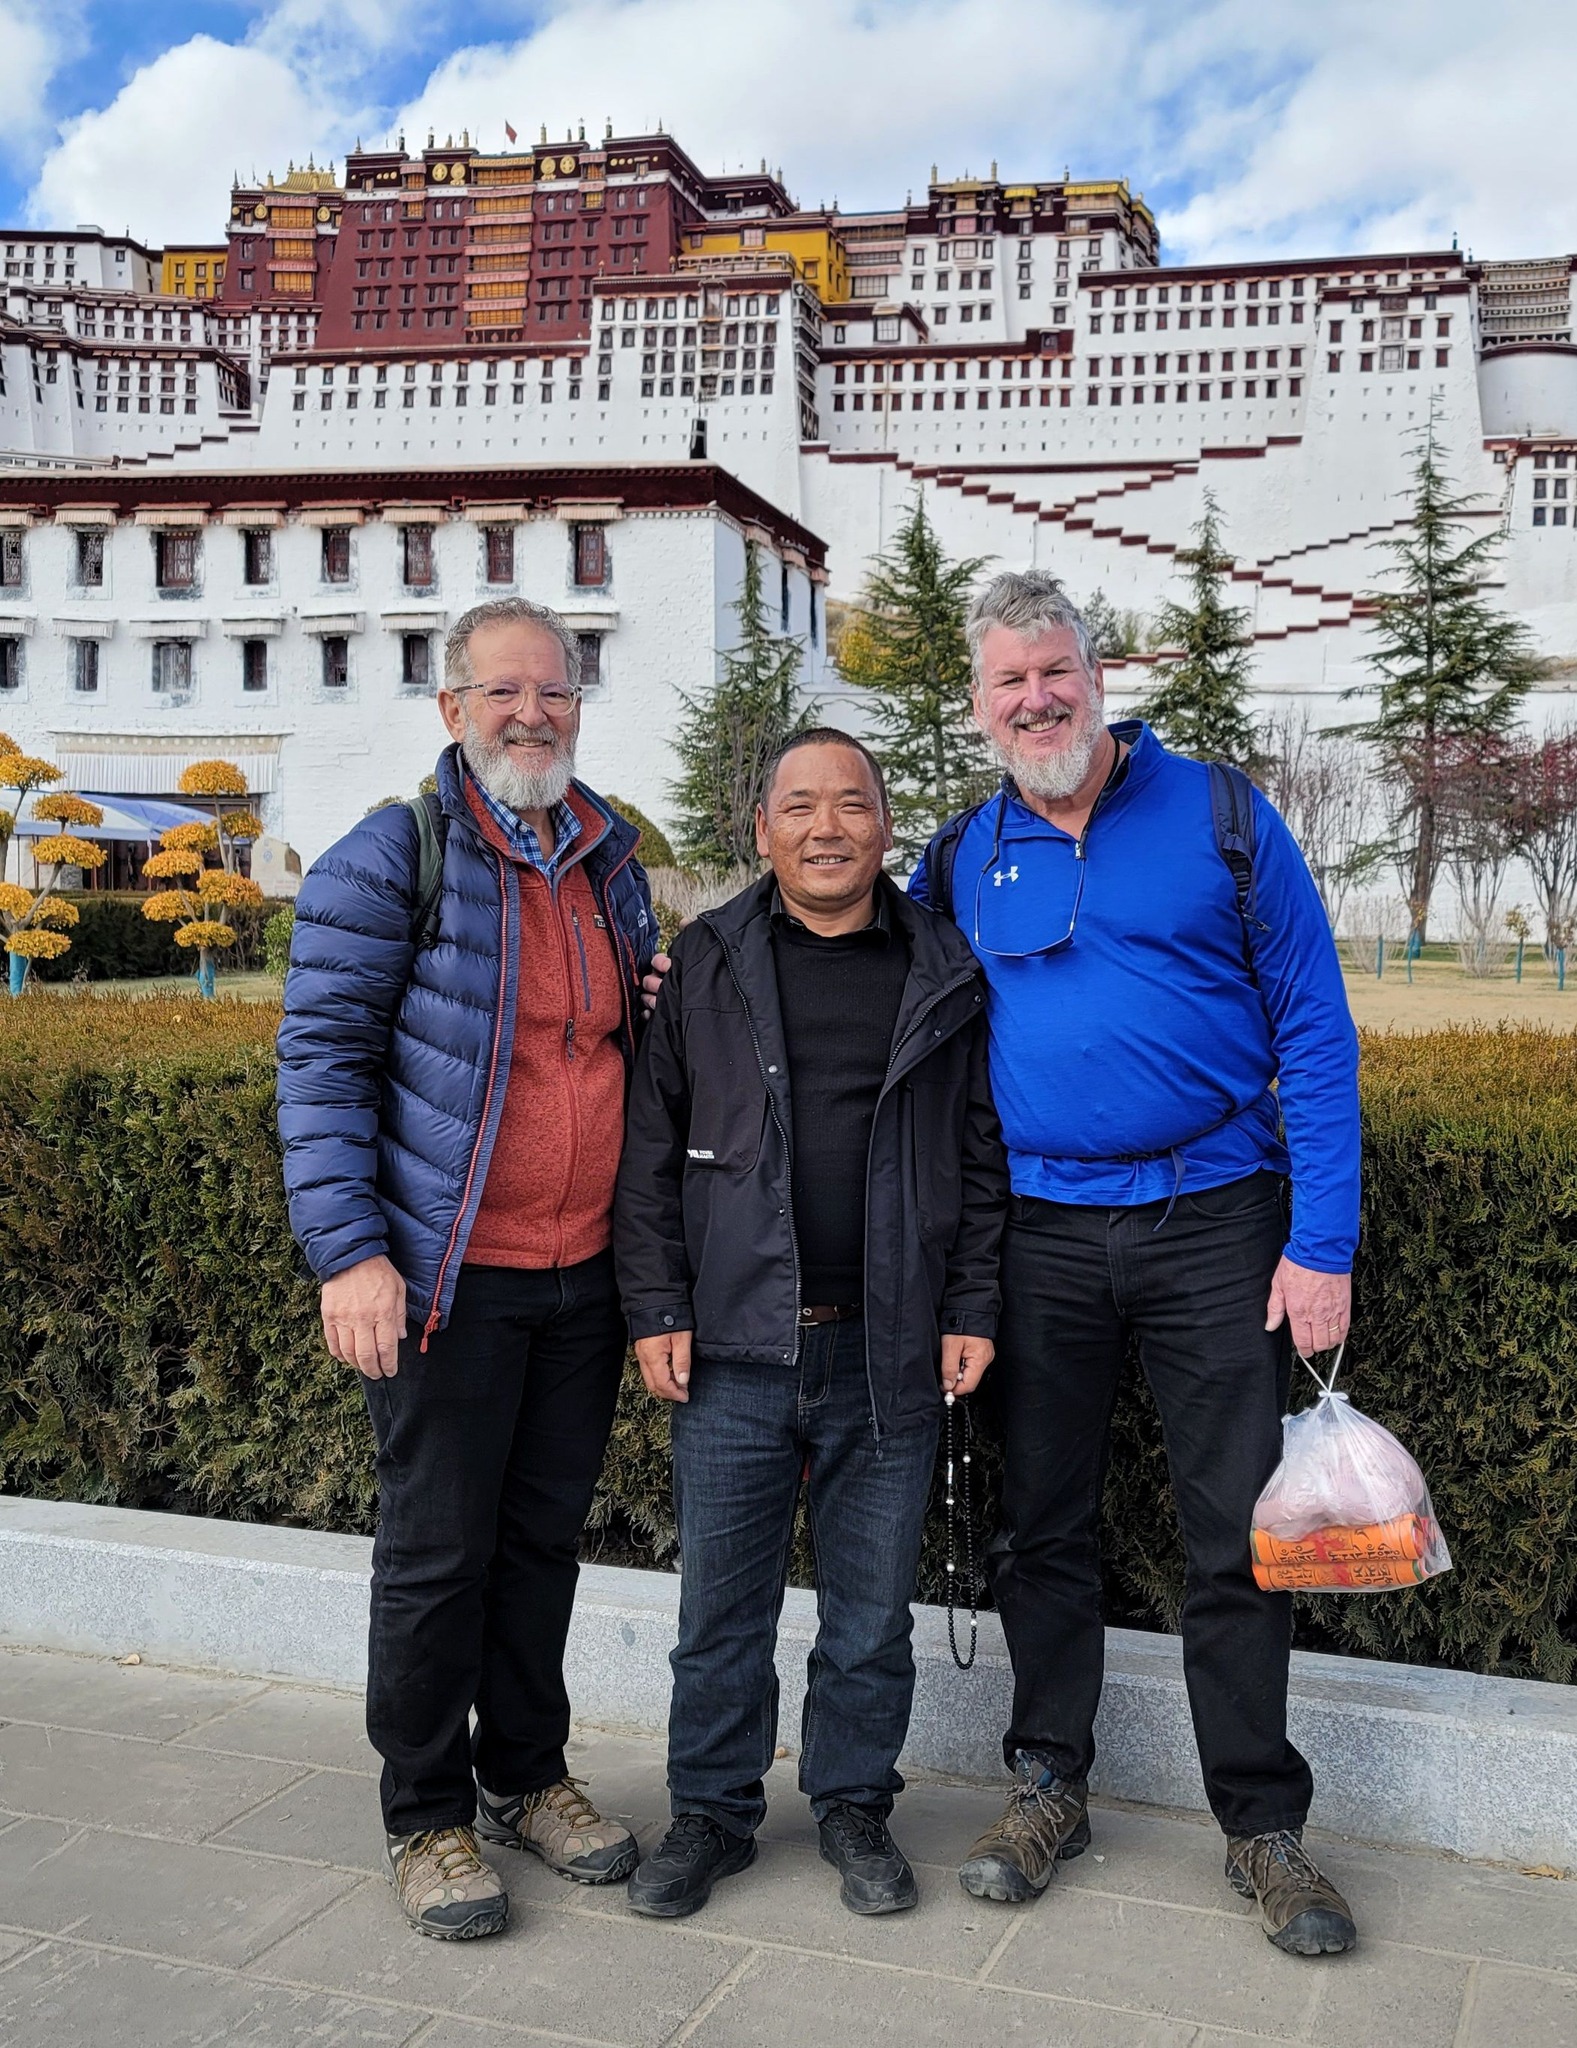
top-left (817, 1802), bottom-right (918, 1916)
top-left (385, 1825), bottom-right (508, 1940)
top-left (475, 1777), bottom-right (638, 1884)
top-left (958, 1754), bottom-right (1091, 1904)
top-left (626, 1814), bottom-right (757, 1919)
top-left (1225, 1828), bottom-right (1358, 1956)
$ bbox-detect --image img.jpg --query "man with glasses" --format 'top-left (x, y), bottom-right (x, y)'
top-left (911, 570), bottom-right (1362, 1959)
top-left (279, 597), bottom-right (655, 1941)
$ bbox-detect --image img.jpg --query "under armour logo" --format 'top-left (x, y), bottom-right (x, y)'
top-left (992, 865), bottom-right (1020, 887)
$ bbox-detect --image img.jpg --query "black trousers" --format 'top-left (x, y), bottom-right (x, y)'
top-left (362, 1254), bottom-right (626, 1837)
top-left (988, 1171), bottom-right (1314, 1839)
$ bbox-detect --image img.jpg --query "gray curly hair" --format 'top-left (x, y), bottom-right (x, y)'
top-left (444, 597), bottom-right (580, 691)
top-left (965, 570), bottom-right (1098, 684)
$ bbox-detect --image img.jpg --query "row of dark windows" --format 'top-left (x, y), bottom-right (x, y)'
top-left (0, 631), bottom-right (605, 696)
top-left (0, 523), bottom-right (609, 594)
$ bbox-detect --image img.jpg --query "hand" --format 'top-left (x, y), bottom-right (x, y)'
top-left (1265, 1257), bottom-right (1351, 1357)
top-left (635, 1328), bottom-right (693, 1402)
top-left (941, 1333), bottom-right (994, 1398)
top-left (640, 952), bottom-right (673, 1018)
top-left (321, 1255), bottom-right (407, 1379)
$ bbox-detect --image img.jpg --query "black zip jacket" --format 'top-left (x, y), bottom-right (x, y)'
top-left (614, 872), bottom-right (1008, 1437)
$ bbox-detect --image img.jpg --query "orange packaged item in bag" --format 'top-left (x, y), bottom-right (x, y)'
top-left (1249, 1347), bottom-right (1451, 1595)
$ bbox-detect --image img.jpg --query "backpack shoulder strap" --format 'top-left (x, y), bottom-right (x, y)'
top-left (1207, 761), bottom-right (1262, 976)
top-left (405, 791), bottom-right (448, 951)
top-left (923, 808), bottom-right (974, 923)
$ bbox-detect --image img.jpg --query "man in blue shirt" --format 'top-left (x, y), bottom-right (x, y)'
top-left (912, 569), bottom-right (1361, 1959)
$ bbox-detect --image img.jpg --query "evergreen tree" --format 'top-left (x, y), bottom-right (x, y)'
top-left (1347, 412), bottom-right (1537, 940)
top-left (835, 493), bottom-right (993, 858)
top-left (670, 542), bottom-right (811, 867)
top-left (1136, 494), bottom-right (1262, 768)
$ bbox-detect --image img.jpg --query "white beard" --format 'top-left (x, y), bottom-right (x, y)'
top-left (463, 718), bottom-right (575, 814)
top-left (992, 687), bottom-right (1107, 799)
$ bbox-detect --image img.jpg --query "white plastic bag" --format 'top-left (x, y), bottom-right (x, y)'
top-left (1250, 1349), bottom-right (1452, 1592)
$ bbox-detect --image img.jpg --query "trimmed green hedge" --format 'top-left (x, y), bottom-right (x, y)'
top-left (0, 1001), bottom-right (1572, 1682)
top-left (28, 894), bottom-right (290, 981)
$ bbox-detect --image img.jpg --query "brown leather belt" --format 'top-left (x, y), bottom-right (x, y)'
top-left (798, 1303), bottom-right (862, 1326)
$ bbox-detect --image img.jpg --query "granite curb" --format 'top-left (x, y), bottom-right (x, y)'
top-left (2, 1492), bottom-right (1572, 1869)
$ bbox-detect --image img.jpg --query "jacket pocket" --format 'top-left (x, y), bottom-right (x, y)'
top-left (684, 1092), bottom-right (769, 1173)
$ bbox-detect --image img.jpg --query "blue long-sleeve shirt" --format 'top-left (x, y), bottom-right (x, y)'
top-left (911, 722), bottom-right (1360, 1272)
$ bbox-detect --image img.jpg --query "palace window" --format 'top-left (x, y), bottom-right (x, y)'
top-left (322, 635), bottom-right (349, 689)
top-left (151, 639), bottom-right (192, 696)
top-left (401, 634), bottom-right (434, 691)
top-left (576, 631), bottom-right (603, 695)
top-left (155, 530), bottom-right (198, 589)
top-left (242, 639), bottom-right (268, 692)
top-left (484, 526), bottom-right (515, 584)
top-left (573, 524), bottom-right (608, 587)
top-left (75, 530), bottom-right (104, 586)
top-left (322, 527), bottom-right (352, 582)
top-left (0, 637), bottom-right (20, 691)
top-left (402, 526), bottom-right (435, 588)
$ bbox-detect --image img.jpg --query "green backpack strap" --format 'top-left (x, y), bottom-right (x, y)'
top-left (405, 791), bottom-right (447, 951)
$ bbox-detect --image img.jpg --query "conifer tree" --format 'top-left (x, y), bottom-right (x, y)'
top-left (1136, 493), bottom-right (1262, 769)
top-left (670, 542), bottom-right (811, 868)
top-left (1348, 413), bottom-right (1537, 940)
top-left (835, 493), bottom-right (992, 858)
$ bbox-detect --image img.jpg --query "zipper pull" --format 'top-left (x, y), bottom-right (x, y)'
top-left (565, 1017), bottom-right (576, 1061)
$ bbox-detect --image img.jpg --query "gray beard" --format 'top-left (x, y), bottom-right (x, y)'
top-left (994, 697), bottom-right (1108, 800)
top-left (463, 722), bottom-right (575, 814)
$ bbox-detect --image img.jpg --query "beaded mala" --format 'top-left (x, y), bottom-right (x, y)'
top-left (943, 1391), bottom-right (978, 1670)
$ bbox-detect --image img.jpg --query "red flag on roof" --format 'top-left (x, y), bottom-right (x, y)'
top-left (505, 121), bottom-right (518, 143)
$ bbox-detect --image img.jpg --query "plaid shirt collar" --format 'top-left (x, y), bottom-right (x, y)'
top-left (468, 770), bottom-right (582, 880)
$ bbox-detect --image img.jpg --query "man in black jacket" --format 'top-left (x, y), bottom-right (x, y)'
top-left (615, 730), bottom-right (1007, 1921)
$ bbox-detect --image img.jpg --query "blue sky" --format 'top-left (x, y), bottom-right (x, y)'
top-left (1, 1), bottom-right (1572, 264)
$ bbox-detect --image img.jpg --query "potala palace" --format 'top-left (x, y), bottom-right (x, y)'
top-left (1, 130), bottom-right (1574, 877)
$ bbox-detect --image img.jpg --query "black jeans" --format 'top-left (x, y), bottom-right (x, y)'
top-left (667, 1320), bottom-right (939, 1837)
top-left (988, 1171), bottom-right (1313, 1839)
top-left (362, 1254), bottom-right (626, 1836)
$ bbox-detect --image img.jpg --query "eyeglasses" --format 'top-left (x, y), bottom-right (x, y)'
top-left (453, 681), bottom-right (582, 717)
top-left (970, 790), bottom-right (1087, 960)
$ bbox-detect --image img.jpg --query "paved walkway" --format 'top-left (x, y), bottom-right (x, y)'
top-left (0, 1646), bottom-right (1571, 2047)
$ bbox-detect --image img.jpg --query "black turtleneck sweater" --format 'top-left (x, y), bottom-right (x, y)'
top-left (770, 891), bottom-right (910, 1306)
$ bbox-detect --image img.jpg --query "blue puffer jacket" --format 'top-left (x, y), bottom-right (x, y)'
top-left (276, 742), bottom-right (656, 1336)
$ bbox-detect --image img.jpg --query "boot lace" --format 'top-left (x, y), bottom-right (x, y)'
top-left (532, 1776), bottom-right (603, 1829)
top-left (664, 1813), bottom-right (727, 1863)
top-left (1244, 1829), bottom-right (1324, 1894)
top-left (822, 1804), bottom-right (891, 1857)
top-left (405, 1825), bottom-right (486, 1885)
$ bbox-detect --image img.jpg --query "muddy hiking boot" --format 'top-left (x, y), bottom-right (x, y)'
top-left (385, 1825), bottom-right (508, 1940)
top-left (475, 1777), bottom-right (638, 1884)
top-left (958, 1754), bottom-right (1091, 1903)
top-left (1225, 1828), bottom-right (1358, 1956)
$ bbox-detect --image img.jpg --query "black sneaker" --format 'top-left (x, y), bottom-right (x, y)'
top-left (817, 1802), bottom-right (918, 1916)
top-left (1226, 1828), bottom-right (1358, 1956)
top-left (626, 1814), bottom-right (757, 1919)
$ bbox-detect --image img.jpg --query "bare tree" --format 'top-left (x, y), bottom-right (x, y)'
top-left (1262, 710), bottom-right (1384, 930)
top-left (1437, 735), bottom-right (1520, 976)
top-left (1508, 725), bottom-right (1577, 957)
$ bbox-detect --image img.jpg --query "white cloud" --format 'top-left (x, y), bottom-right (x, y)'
top-left (16, 0), bottom-right (1577, 262)
top-left (0, 1), bottom-right (72, 162)
top-left (27, 33), bottom-right (367, 243)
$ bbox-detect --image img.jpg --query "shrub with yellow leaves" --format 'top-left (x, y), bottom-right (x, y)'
top-left (7, 927), bottom-right (71, 959)
top-left (172, 920), bottom-right (239, 951)
top-left (159, 821), bottom-right (220, 857)
top-left (1, 791), bottom-right (104, 994)
top-left (0, 749), bottom-right (63, 888)
top-left (142, 847), bottom-right (204, 881)
top-left (31, 793), bottom-right (105, 830)
top-left (178, 760), bottom-right (249, 799)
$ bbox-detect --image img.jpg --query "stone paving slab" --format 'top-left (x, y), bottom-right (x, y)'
top-left (0, 1645), bottom-right (1573, 2048)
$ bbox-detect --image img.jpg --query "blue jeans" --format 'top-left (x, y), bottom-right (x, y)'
top-left (667, 1321), bottom-right (940, 1837)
